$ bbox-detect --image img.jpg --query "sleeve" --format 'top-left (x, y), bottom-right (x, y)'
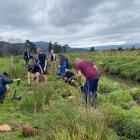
top-left (3, 77), bottom-right (13, 84)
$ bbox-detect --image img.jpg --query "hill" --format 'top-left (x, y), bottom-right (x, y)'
top-left (95, 43), bottom-right (140, 51)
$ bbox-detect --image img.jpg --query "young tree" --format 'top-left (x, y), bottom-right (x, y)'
top-left (8, 38), bottom-right (23, 56)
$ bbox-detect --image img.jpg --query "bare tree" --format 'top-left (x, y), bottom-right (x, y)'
top-left (7, 38), bottom-right (23, 56)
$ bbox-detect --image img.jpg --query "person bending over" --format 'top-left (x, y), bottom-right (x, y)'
top-left (0, 73), bottom-right (20, 102)
top-left (64, 70), bottom-right (76, 86)
top-left (27, 59), bottom-right (43, 85)
top-left (75, 58), bottom-right (100, 108)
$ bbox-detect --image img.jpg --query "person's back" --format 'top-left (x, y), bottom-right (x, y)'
top-left (66, 71), bottom-right (74, 79)
top-left (0, 74), bottom-right (13, 88)
top-left (77, 60), bottom-right (99, 81)
top-left (38, 53), bottom-right (46, 65)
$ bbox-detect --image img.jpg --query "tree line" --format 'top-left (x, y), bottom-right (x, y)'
top-left (48, 42), bottom-right (69, 53)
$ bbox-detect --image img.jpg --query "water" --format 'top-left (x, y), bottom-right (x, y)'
top-left (103, 73), bottom-right (140, 88)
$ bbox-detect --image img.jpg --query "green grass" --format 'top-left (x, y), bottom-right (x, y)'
top-left (66, 50), bottom-right (140, 82)
top-left (0, 53), bottom-right (140, 140)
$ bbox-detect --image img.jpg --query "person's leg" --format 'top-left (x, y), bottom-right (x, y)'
top-left (89, 79), bottom-right (99, 108)
top-left (25, 59), bottom-right (29, 65)
top-left (0, 87), bottom-right (8, 103)
top-left (35, 72), bottom-right (39, 84)
top-left (27, 72), bottom-right (31, 86)
top-left (83, 82), bottom-right (89, 105)
top-left (60, 64), bottom-right (66, 79)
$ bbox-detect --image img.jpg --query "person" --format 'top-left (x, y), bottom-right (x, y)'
top-left (64, 70), bottom-right (76, 86)
top-left (37, 48), bottom-right (47, 82)
top-left (50, 50), bottom-right (56, 63)
top-left (75, 58), bottom-right (100, 108)
top-left (27, 59), bottom-right (43, 85)
top-left (50, 50), bottom-right (57, 73)
top-left (24, 49), bottom-right (33, 65)
top-left (0, 72), bottom-right (20, 102)
top-left (59, 54), bottom-right (67, 78)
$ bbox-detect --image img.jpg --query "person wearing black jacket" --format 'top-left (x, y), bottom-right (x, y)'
top-left (24, 49), bottom-right (33, 65)
top-left (0, 73), bottom-right (20, 102)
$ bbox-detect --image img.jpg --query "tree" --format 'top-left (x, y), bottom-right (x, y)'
top-left (62, 44), bottom-right (69, 52)
top-left (48, 42), bottom-right (53, 53)
top-left (8, 38), bottom-right (23, 56)
top-left (90, 46), bottom-right (95, 51)
top-left (25, 40), bottom-right (36, 53)
top-left (117, 47), bottom-right (123, 51)
top-left (130, 46), bottom-right (135, 51)
top-left (53, 42), bottom-right (59, 53)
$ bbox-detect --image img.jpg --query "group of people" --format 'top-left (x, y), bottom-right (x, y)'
top-left (24, 49), bottom-right (56, 85)
top-left (0, 48), bottom-right (100, 108)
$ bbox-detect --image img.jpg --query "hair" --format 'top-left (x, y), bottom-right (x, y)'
top-left (3, 72), bottom-right (8, 76)
top-left (74, 58), bottom-right (82, 64)
top-left (37, 48), bottom-right (42, 54)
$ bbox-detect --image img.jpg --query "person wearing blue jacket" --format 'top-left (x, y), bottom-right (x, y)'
top-left (0, 73), bottom-right (20, 102)
top-left (59, 54), bottom-right (67, 78)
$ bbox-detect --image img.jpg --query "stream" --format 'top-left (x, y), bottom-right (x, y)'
top-left (103, 73), bottom-right (140, 88)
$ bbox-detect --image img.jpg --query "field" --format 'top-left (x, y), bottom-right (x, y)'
top-left (0, 51), bottom-right (140, 140)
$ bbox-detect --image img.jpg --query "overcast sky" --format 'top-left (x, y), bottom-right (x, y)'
top-left (0, 0), bottom-right (140, 47)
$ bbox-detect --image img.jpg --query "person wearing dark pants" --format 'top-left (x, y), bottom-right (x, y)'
top-left (75, 58), bottom-right (100, 108)
top-left (24, 49), bottom-right (33, 65)
top-left (37, 49), bottom-right (47, 82)
top-left (0, 73), bottom-right (20, 103)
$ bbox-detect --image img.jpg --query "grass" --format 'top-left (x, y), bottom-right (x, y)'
top-left (0, 53), bottom-right (140, 140)
top-left (66, 50), bottom-right (140, 82)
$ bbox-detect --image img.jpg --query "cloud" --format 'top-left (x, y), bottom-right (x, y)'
top-left (0, 0), bottom-right (140, 47)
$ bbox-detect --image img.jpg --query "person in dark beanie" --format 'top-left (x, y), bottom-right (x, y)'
top-left (0, 73), bottom-right (20, 102)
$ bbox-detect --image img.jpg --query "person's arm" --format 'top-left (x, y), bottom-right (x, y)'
top-left (4, 77), bottom-right (20, 84)
top-left (44, 60), bottom-right (47, 71)
top-left (77, 70), bottom-right (82, 83)
top-left (13, 78), bottom-right (21, 83)
top-left (30, 53), bottom-right (33, 59)
top-left (39, 65), bottom-right (43, 74)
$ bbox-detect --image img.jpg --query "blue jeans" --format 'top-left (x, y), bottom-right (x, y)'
top-left (83, 78), bottom-right (99, 104)
top-left (60, 64), bottom-right (66, 78)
